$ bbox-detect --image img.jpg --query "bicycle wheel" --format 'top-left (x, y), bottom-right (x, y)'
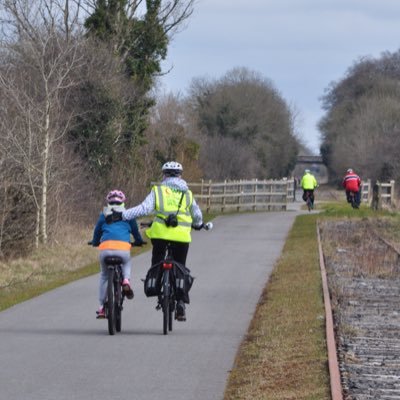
top-left (115, 271), bottom-right (122, 333)
top-left (162, 270), bottom-right (170, 335)
top-left (350, 192), bottom-right (357, 209)
top-left (307, 196), bottom-right (312, 211)
top-left (168, 298), bottom-right (174, 332)
top-left (107, 268), bottom-right (116, 335)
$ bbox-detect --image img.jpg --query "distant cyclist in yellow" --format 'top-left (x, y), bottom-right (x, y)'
top-left (300, 169), bottom-right (318, 208)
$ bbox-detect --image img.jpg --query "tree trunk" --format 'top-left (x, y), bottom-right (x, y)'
top-left (41, 96), bottom-right (51, 245)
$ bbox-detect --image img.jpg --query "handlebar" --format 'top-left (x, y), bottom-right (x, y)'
top-left (140, 221), bottom-right (213, 231)
top-left (192, 222), bottom-right (213, 231)
top-left (87, 240), bottom-right (147, 247)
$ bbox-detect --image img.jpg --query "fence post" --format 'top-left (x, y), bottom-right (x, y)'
top-left (285, 180), bottom-right (289, 206)
top-left (207, 180), bottom-right (212, 213)
top-left (253, 179), bottom-right (257, 211)
top-left (366, 179), bottom-right (372, 205)
top-left (222, 180), bottom-right (227, 213)
top-left (237, 180), bottom-right (242, 212)
top-left (371, 180), bottom-right (380, 210)
top-left (390, 180), bottom-right (395, 207)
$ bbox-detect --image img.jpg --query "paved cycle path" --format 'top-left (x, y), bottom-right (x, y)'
top-left (0, 209), bottom-right (303, 400)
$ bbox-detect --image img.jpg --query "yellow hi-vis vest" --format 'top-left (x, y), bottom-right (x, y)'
top-left (146, 185), bottom-right (194, 243)
top-left (301, 173), bottom-right (317, 190)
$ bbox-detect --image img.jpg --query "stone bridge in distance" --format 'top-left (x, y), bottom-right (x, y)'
top-left (293, 155), bottom-right (328, 184)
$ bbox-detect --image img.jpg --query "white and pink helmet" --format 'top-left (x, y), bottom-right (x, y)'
top-left (106, 189), bottom-right (126, 204)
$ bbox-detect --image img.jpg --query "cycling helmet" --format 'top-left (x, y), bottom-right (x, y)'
top-left (106, 189), bottom-right (126, 204)
top-left (304, 169), bottom-right (310, 174)
top-left (162, 161), bottom-right (183, 177)
top-left (347, 168), bottom-right (353, 173)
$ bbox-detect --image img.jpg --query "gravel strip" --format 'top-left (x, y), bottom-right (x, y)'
top-left (320, 220), bottom-right (400, 400)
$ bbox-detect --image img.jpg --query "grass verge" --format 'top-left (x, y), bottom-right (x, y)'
top-left (0, 261), bottom-right (98, 312)
top-left (224, 214), bottom-right (330, 400)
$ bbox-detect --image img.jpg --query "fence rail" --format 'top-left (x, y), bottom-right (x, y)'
top-left (189, 179), bottom-right (295, 213)
top-left (152, 178), bottom-right (395, 212)
top-left (357, 179), bottom-right (396, 209)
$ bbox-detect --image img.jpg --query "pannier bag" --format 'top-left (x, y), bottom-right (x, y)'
top-left (174, 262), bottom-right (194, 304)
top-left (144, 263), bottom-right (162, 297)
top-left (143, 261), bottom-right (195, 303)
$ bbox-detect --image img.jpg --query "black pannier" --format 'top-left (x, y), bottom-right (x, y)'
top-left (173, 262), bottom-right (194, 304)
top-left (143, 261), bottom-right (195, 303)
top-left (143, 263), bottom-right (162, 297)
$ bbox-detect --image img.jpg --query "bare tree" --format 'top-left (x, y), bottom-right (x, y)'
top-left (0, 0), bottom-right (86, 246)
top-left (320, 51), bottom-right (400, 184)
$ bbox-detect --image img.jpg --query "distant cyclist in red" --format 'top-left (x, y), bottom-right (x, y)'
top-left (342, 168), bottom-right (361, 207)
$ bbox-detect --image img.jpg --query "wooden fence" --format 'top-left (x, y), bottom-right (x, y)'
top-left (189, 179), bottom-right (295, 213)
top-left (360, 179), bottom-right (396, 209)
top-left (152, 178), bottom-right (395, 212)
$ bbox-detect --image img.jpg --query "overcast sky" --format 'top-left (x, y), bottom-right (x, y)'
top-left (160, 0), bottom-right (400, 154)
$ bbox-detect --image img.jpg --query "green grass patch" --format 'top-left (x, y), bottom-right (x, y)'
top-left (319, 202), bottom-right (395, 218)
top-left (224, 214), bottom-right (330, 400)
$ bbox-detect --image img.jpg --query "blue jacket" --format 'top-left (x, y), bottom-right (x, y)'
top-left (92, 213), bottom-right (143, 246)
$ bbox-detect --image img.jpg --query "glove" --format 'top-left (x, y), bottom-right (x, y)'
top-left (192, 223), bottom-right (204, 231)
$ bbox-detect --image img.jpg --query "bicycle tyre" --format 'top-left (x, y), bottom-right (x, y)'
top-left (307, 196), bottom-right (312, 211)
top-left (115, 271), bottom-right (122, 333)
top-left (168, 298), bottom-right (173, 332)
top-left (107, 268), bottom-right (116, 336)
top-left (162, 270), bottom-right (170, 335)
top-left (350, 192), bottom-right (357, 209)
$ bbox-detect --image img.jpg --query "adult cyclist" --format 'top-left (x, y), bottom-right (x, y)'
top-left (342, 168), bottom-right (361, 208)
top-left (300, 169), bottom-right (318, 208)
top-left (120, 161), bottom-right (204, 321)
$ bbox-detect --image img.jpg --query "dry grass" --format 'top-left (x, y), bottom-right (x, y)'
top-left (319, 218), bottom-right (400, 278)
top-left (0, 225), bottom-right (98, 289)
top-left (224, 215), bottom-right (330, 400)
top-left (0, 225), bottom-right (102, 311)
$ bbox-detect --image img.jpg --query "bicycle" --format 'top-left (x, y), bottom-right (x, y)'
top-left (158, 243), bottom-right (177, 335)
top-left (103, 255), bottom-right (125, 335)
top-left (88, 241), bottom-right (145, 335)
top-left (304, 190), bottom-right (314, 211)
top-left (141, 221), bottom-right (213, 335)
top-left (348, 191), bottom-right (359, 209)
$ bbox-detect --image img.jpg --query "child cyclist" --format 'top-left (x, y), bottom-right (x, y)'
top-left (90, 190), bottom-right (145, 318)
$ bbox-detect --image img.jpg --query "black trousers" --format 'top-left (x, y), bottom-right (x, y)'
top-left (151, 239), bottom-right (189, 267)
top-left (302, 189), bottom-right (314, 203)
